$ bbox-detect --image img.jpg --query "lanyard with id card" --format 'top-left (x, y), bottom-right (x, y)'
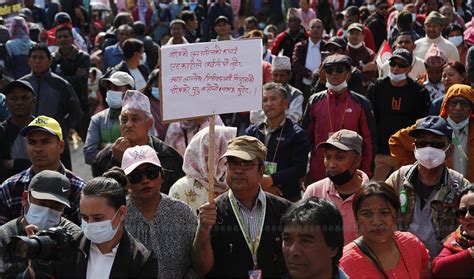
top-left (263, 123), bottom-right (284, 175)
top-left (228, 190), bottom-right (266, 279)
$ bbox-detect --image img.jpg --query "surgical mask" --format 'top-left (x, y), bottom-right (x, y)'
top-left (327, 169), bottom-right (355, 186)
top-left (447, 116), bottom-right (469, 130)
top-left (82, 210), bottom-right (121, 244)
top-left (140, 52), bottom-right (147, 65)
top-left (25, 202), bottom-right (62, 231)
top-left (449, 35), bottom-right (463, 47)
top-left (105, 90), bottom-right (123, 109)
top-left (393, 3), bottom-right (404, 11)
top-left (151, 87), bottom-right (160, 100)
top-left (326, 81), bottom-right (348, 92)
top-left (348, 42), bottom-right (363, 49)
top-left (189, 2), bottom-right (197, 11)
top-left (414, 146), bottom-right (447, 169)
top-left (387, 71), bottom-right (407, 81)
top-left (367, 4), bottom-right (376, 11)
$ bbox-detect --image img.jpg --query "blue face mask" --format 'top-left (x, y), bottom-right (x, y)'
top-left (189, 3), bottom-right (197, 11)
top-left (151, 87), bottom-right (160, 100)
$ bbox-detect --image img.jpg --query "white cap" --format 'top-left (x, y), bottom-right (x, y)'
top-left (100, 71), bottom-right (135, 89)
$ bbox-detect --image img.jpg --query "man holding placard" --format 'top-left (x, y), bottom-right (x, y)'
top-left (192, 136), bottom-right (291, 278)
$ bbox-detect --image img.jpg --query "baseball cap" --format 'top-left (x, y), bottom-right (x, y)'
top-left (215, 16), bottom-right (230, 24)
top-left (326, 37), bottom-right (347, 50)
top-left (408, 116), bottom-right (453, 140)
top-left (121, 145), bottom-right (162, 175)
top-left (317, 129), bottom-right (363, 154)
top-left (29, 170), bottom-right (71, 208)
top-left (347, 23), bottom-right (364, 32)
top-left (4, 80), bottom-right (35, 96)
top-left (220, 136), bottom-right (267, 162)
top-left (323, 54), bottom-right (352, 68)
top-left (54, 12), bottom-right (71, 24)
top-left (389, 48), bottom-right (413, 65)
top-left (100, 71), bottom-right (135, 89)
top-left (20, 115), bottom-right (63, 141)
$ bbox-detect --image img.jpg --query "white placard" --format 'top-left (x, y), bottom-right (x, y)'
top-left (160, 39), bottom-right (263, 121)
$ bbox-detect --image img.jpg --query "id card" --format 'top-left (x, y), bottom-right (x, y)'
top-left (248, 269), bottom-right (262, 279)
top-left (264, 161), bottom-right (277, 175)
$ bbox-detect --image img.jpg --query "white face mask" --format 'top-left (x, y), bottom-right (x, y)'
top-left (348, 42), bottom-right (363, 49)
top-left (105, 90), bottom-right (123, 109)
top-left (448, 35), bottom-right (463, 47)
top-left (447, 116), bottom-right (469, 130)
top-left (414, 146), bottom-right (448, 169)
top-left (151, 87), bottom-right (160, 100)
top-left (326, 81), bottom-right (348, 92)
top-left (393, 3), bottom-right (404, 11)
top-left (82, 210), bottom-right (120, 244)
top-left (25, 201), bottom-right (62, 231)
top-left (387, 71), bottom-right (407, 81)
top-left (367, 4), bottom-right (376, 11)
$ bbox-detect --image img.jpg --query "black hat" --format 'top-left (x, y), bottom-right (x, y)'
top-left (215, 16), bottom-right (230, 24)
top-left (29, 170), bottom-right (71, 208)
top-left (409, 116), bottom-right (453, 140)
top-left (4, 80), bottom-right (35, 96)
top-left (326, 37), bottom-right (347, 50)
top-left (323, 54), bottom-right (352, 68)
top-left (389, 48), bottom-right (413, 65)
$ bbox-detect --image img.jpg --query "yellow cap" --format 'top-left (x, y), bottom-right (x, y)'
top-left (20, 115), bottom-right (63, 141)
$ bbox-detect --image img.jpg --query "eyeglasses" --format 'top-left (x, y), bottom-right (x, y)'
top-left (415, 140), bottom-right (448, 149)
top-left (448, 98), bottom-right (472, 109)
top-left (455, 206), bottom-right (474, 218)
top-left (389, 61), bottom-right (410, 68)
top-left (226, 160), bottom-right (259, 170)
top-left (127, 165), bottom-right (162, 184)
top-left (324, 66), bottom-right (347, 75)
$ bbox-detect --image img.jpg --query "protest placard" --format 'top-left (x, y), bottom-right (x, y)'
top-left (160, 39), bottom-right (263, 122)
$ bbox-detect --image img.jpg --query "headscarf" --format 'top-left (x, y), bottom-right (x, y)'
top-left (182, 126), bottom-right (237, 196)
top-left (443, 225), bottom-right (474, 253)
top-left (440, 84), bottom-right (474, 119)
top-left (9, 16), bottom-right (29, 39)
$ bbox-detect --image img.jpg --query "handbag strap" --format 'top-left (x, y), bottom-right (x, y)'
top-left (353, 238), bottom-right (389, 279)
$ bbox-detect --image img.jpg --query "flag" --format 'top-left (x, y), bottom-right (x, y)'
top-left (376, 40), bottom-right (393, 69)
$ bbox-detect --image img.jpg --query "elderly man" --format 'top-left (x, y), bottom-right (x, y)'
top-left (192, 136), bottom-right (292, 278)
top-left (122, 145), bottom-right (197, 278)
top-left (83, 71), bottom-right (135, 165)
top-left (246, 83), bottom-right (310, 201)
top-left (368, 48), bottom-right (431, 181)
top-left (92, 90), bottom-right (184, 194)
top-left (413, 11), bottom-right (460, 62)
top-left (250, 56), bottom-right (303, 125)
top-left (386, 116), bottom-right (469, 258)
top-left (306, 54), bottom-right (375, 182)
top-left (0, 170), bottom-right (81, 277)
top-left (0, 115), bottom-right (84, 225)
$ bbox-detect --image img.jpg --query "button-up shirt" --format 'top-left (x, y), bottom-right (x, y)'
top-left (304, 40), bottom-right (321, 85)
top-left (233, 188), bottom-right (266, 242)
top-left (86, 242), bottom-right (119, 279)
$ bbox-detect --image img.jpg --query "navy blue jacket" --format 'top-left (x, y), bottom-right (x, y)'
top-left (246, 119), bottom-right (310, 200)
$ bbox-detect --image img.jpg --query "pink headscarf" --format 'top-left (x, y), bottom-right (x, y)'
top-left (9, 16), bottom-right (29, 39)
top-left (182, 126), bottom-right (237, 196)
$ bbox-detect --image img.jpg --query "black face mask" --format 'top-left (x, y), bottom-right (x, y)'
top-left (327, 169), bottom-right (355, 186)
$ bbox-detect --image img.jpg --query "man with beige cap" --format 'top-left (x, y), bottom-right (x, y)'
top-left (192, 135), bottom-right (292, 278)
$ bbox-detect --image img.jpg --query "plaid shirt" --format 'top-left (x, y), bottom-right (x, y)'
top-left (0, 165), bottom-right (84, 226)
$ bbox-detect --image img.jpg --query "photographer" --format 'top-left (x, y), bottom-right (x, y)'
top-left (0, 170), bottom-right (80, 278)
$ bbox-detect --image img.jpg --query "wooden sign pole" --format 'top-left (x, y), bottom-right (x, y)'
top-left (208, 114), bottom-right (216, 203)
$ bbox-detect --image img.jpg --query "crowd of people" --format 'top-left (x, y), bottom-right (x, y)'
top-left (1, 0), bottom-right (474, 278)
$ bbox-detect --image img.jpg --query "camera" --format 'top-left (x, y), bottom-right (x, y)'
top-left (7, 227), bottom-right (76, 261)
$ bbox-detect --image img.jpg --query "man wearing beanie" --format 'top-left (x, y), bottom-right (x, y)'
top-left (413, 11), bottom-right (460, 62)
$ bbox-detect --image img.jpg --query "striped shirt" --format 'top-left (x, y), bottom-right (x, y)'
top-left (232, 188), bottom-right (266, 242)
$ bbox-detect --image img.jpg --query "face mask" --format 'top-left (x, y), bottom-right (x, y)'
top-left (348, 42), bottom-right (363, 49)
top-left (140, 52), bottom-right (147, 65)
top-left (414, 146), bottom-right (447, 169)
top-left (105, 90), bottom-right (123, 109)
top-left (387, 71), bottom-right (407, 81)
top-left (189, 2), bottom-right (197, 11)
top-left (159, 3), bottom-right (168, 9)
top-left (449, 35), bottom-right (463, 47)
top-left (25, 202), bottom-right (62, 231)
top-left (82, 210), bottom-right (121, 244)
top-left (447, 116), bottom-right (469, 130)
top-left (326, 81), bottom-right (348, 92)
top-left (367, 4), bottom-right (376, 11)
top-left (411, 13), bottom-right (417, 22)
top-left (327, 169), bottom-right (355, 185)
top-left (151, 87), bottom-right (160, 100)
top-left (393, 3), bottom-right (404, 11)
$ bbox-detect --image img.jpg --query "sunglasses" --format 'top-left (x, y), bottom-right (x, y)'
top-left (448, 98), bottom-right (472, 109)
top-left (455, 206), bottom-right (474, 218)
top-left (127, 165), bottom-right (162, 184)
top-left (389, 61), bottom-right (410, 68)
top-left (415, 140), bottom-right (447, 149)
top-left (324, 66), bottom-right (347, 75)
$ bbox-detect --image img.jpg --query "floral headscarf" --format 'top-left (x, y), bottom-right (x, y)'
top-left (182, 126), bottom-right (237, 196)
top-left (9, 16), bottom-right (29, 39)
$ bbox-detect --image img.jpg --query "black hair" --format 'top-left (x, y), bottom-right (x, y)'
top-left (55, 25), bottom-right (73, 37)
top-left (113, 12), bottom-right (133, 29)
top-left (181, 11), bottom-right (196, 23)
top-left (281, 197), bottom-right (344, 268)
top-left (352, 182), bottom-right (401, 218)
top-left (398, 31), bottom-right (416, 42)
top-left (122, 38), bottom-right (144, 60)
top-left (132, 21), bottom-right (146, 36)
top-left (82, 167), bottom-right (128, 210)
top-left (28, 44), bottom-right (51, 59)
top-left (263, 82), bottom-right (288, 99)
top-left (444, 23), bottom-right (464, 37)
top-left (143, 68), bottom-right (160, 96)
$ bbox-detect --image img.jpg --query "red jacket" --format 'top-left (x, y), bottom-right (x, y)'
top-left (306, 89), bottom-right (375, 181)
top-left (432, 245), bottom-right (474, 278)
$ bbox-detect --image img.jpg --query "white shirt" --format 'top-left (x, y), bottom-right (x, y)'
top-left (303, 40), bottom-right (321, 85)
top-left (129, 68), bottom-right (147, 91)
top-left (86, 243), bottom-right (119, 279)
